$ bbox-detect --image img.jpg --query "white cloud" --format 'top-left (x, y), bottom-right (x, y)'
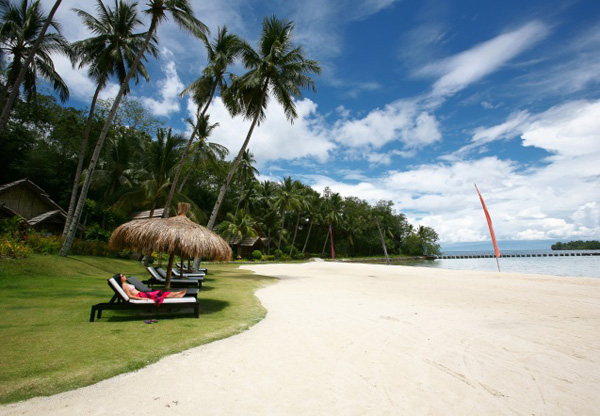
top-left (331, 100), bottom-right (442, 150)
top-left (197, 97), bottom-right (336, 166)
top-left (419, 21), bottom-right (549, 97)
top-left (140, 54), bottom-right (185, 117)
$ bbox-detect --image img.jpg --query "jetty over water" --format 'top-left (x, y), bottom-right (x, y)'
top-left (435, 252), bottom-right (600, 259)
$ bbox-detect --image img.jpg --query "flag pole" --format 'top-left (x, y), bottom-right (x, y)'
top-left (474, 184), bottom-right (501, 272)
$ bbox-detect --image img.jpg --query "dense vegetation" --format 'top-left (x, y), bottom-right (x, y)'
top-left (551, 240), bottom-right (600, 250)
top-left (0, 0), bottom-right (440, 260)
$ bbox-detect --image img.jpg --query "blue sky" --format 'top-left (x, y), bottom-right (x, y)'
top-left (50, 0), bottom-right (600, 245)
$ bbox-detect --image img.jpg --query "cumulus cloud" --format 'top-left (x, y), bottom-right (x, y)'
top-left (194, 97), bottom-right (336, 166)
top-left (330, 100), bottom-right (442, 150)
top-left (140, 54), bottom-right (185, 117)
top-left (418, 21), bottom-right (549, 97)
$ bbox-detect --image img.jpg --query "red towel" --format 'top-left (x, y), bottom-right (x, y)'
top-left (139, 290), bottom-right (170, 305)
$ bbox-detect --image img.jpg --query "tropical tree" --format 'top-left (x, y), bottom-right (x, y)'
top-left (0, 0), bottom-right (69, 129)
top-left (206, 15), bottom-right (321, 230)
top-left (112, 128), bottom-right (184, 217)
top-left (302, 191), bottom-right (322, 254)
top-left (218, 209), bottom-right (257, 257)
top-left (163, 26), bottom-right (243, 217)
top-left (273, 177), bottom-right (303, 250)
top-left (177, 115), bottom-right (227, 192)
top-left (63, 0), bottom-right (157, 237)
top-left (321, 190), bottom-right (343, 257)
top-left (233, 150), bottom-right (258, 215)
top-left (60, 0), bottom-right (208, 257)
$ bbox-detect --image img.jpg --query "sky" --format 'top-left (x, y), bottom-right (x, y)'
top-left (46, 0), bottom-right (600, 246)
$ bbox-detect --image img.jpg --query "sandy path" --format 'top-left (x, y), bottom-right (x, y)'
top-left (1, 262), bottom-right (599, 415)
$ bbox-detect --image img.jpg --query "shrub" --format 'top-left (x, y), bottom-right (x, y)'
top-left (293, 253), bottom-right (305, 260)
top-left (273, 249), bottom-right (283, 259)
top-left (0, 238), bottom-right (31, 258)
top-left (262, 255), bottom-right (275, 261)
top-left (252, 250), bottom-right (263, 261)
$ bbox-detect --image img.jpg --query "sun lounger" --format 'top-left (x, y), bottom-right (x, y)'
top-left (127, 276), bottom-right (198, 299)
top-left (143, 266), bottom-right (200, 289)
top-left (176, 262), bottom-right (208, 274)
top-left (90, 277), bottom-right (199, 322)
top-left (157, 267), bottom-right (205, 282)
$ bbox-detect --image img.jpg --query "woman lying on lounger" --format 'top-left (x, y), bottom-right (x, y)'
top-left (114, 273), bottom-right (186, 305)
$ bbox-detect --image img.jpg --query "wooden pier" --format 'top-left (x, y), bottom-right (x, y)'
top-left (435, 252), bottom-right (600, 259)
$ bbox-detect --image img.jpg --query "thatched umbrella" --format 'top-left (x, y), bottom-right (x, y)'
top-left (109, 203), bottom-right (231, 287)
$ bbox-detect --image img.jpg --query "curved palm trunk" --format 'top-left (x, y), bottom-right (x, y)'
top-left (277, 213), bottom-right (285, 249)
top-left (206, 81), bottom-right (268, 231)
top-left (0, 0), bottom-right (63, 131)
top-left (301, 221), bottom-right (313, 253)
top-left (63, 81), bottom-right (103, 237)
top-left (59, 20), bottom-right (157, 257)
top-left (321, 227), bottom-right (329, 254)
top-left (163, 82), bottom-right (217, 218)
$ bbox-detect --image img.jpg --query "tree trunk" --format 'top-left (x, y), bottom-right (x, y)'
top-left (163, 82), bottom-right (216, 218)
top-left (302, 221), bottom-right (313, 254)
top-left (59, 20), bottom-right (157, 257)
top-left (321, 229), bottom-right (329, 254)
top-left (277, 213), bottom-right (285, 250)
top-left (63, 81), bottom-right (103, 237)
top-left (0, 0), bottom-right (63, 131)
top-left (289, 213), bottom-right (300, 256)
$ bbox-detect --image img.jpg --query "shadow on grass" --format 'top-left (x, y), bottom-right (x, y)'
top-left (98, 299), bottom-right (230, 322)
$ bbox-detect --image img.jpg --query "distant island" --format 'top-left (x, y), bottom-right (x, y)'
top-left (551, 240), bottom-right (600, 250)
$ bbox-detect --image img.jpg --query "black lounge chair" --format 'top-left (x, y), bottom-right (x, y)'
top-left (90, 277), bottom-right (199, 322)
top-left (176, 262), bottom-right (208, 274)
top-left (143, 266), bottom-right (200, 289)
top-left (127, 276), bottom-right (198, 299)
top-left (169, 267), bottom-right (205, 278)
top-left (157, 267), bottom-right (205, 286)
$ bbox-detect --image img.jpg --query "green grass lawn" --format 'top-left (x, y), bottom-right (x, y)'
top-left (0, 254), bottom-right (276, 404)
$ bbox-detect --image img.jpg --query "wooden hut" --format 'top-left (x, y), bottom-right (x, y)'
top-left (228, 236), bottom-right (271, 258)
top-left (0, 179), bottom-right (78, 234)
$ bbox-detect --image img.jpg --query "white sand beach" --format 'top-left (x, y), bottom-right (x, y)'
top-left (1, 262), bottom-right (599, 415)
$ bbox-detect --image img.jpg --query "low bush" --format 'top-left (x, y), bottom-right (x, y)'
top-left (252, 250), bottom-right (263, 260)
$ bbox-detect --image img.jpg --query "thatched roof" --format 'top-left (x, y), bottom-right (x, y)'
top-left (109, 204), bottom-right (231, 261)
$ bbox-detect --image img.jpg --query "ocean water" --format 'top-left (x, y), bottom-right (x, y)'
top-left (401, 250), bottom-right (600, 278)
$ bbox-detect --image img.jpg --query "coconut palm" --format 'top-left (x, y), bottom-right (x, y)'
top-left (301, 191), bottom-right (322, 254)
top-left (60, 0), bottom-right (208, 256)
top-left (0, 0), bottom-right (69, 129)
top-left (218, 209), bottom-right (258, 257)
top-left (177, 115), bottom-right (227, 192)
top-left (63, 0), bottom-right (157, 237)
top-left (163, 26), bottom-right (243, 217)
top-left (273, 177), bottom-right (303, 250)
top-left (233, 149), bottom-right (258, 215)
top-left (321, 191), bottom-right (343, 257)
top-left (206, 15), bottom-right (321, 230)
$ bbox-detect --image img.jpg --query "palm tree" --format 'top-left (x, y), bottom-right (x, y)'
top-left (60, 0), bottom-right (208, 257)
top-left (206, 15), bottom-right (321, 230)
top-left (113, 128), bottom-right (185, 217)
top-left (63, 0), bottom-right (157, 237)
top-left (233, 149), bottom-right (258, 215)
top-left (321, 191), bottom-right (343, 258)
top-left (177, 115), bottom-right (227, 192)
top-left (0, 0), bottom-right (69, 127)
top-left (163, 26), bottom-right (243, 217)
top-left (0, 0), bottom-right (65, 130)
top-left (302, 192), bottom-right (322, 254)
top-left (218, 209), bottom-right (258, 258)
top-left (273, 177), bottom-right (303, 250)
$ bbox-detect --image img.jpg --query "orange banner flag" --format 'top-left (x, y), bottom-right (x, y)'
top-left (474, 184), bottom-right (500, 259)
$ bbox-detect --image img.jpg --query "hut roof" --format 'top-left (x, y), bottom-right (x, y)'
top-left (0, 178), bottom-right (63, 213)
top-left (130, 208), bottom-right (165, 220)
top-left (109, 207), bottom-right (231, 261)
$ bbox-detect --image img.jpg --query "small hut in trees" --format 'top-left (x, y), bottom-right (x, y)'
top-left (0, 179), bottom-right (75, 234)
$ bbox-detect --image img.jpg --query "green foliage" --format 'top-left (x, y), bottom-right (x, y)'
top-left (551, 240), bottom-right (600, 250)
top-left (252, 249), bottom-right (262, 260)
